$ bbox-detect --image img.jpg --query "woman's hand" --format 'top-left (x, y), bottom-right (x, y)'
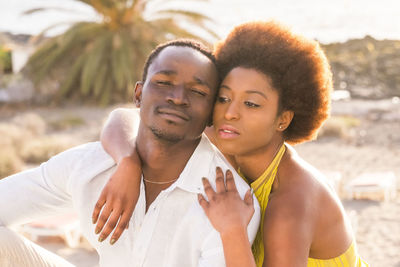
top-left (198, 167), bottom-right (254, 235)
top-left (92, 155), bottom-right (142, 245)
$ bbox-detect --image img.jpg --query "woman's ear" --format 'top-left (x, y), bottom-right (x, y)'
top-left (134, 82), bottom-right (143, 107)
top-left (277, 110), bottom-right (294, 132)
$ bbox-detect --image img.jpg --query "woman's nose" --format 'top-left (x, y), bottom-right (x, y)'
top-left (224, 102), bottom-right (240, 120)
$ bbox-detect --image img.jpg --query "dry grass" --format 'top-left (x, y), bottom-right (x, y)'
top-left (19, 135), bottom-right (77, 164)
top-left (0, 146), bottom-right (22, 179)
top-left (318, 115), bottom-right (360, 139)
top-left (0, 123), bottom-right (33, 151)
top-left (11, 113), bottom-right (46, 135)
top-left (0, 112), bottom-right (83, 173)
top-left (48, 115), bottom-right (85, 131)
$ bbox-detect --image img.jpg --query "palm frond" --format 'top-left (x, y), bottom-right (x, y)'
top-left (150, 9), bottom-right (214, 23)
top-left (29, 21), bottom-right (80, 44)
top-left (100, 75), bottom-right (113, 105)
top-left (59, 53), bottom-right (88, 96)
top-left (22, 7), bottom-right (86, 15)
top-left (93, 64), bottom-right (108, 97)
top-left (150, 9), bottom-right (218, 39)
top-left (147, 18), bottom-right (199, 40)
top-left (80, 33), bottom-right (112, 95)
top-left (26, 0), bottom-right (216, 105)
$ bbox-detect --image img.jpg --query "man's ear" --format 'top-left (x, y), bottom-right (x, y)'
top-left (277, 110), bottom-right (294, 132)
top-left (134, 82), bottom-right (143, 108)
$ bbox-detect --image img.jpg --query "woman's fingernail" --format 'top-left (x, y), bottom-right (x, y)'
top-left (95, 228), bottom-right (100, 235)
top-left (92, 218), bottom-right (96, 224)
top-left (110, 239), bottom-right (116, 245)
top-left (98, 236), bottom-right (104, 242)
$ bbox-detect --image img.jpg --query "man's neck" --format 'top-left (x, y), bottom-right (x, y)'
top-left (136, 125), bottom-right (201, 211)
top-left (136, 126), bottom-right (201, 184)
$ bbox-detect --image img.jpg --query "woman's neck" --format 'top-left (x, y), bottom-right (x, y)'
top-left (234, 137), bottom-right (284, 182)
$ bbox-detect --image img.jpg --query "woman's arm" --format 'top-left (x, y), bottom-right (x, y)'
top-left (92, 108), bottom-right (142, 244)
top-left (198, 167), bottom-right (256, 267)
top-left (100, 108), bottom-right (140, 162)
top-left (262, 190), bottom-right (314, 267)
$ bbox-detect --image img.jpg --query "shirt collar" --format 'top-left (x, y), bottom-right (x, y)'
top-left (170, 133), bottom-right (216, 194)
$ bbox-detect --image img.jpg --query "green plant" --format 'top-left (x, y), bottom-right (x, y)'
top-left (0, 45), bottom-right (12, 73)
top-left (25, 0), bottom-right (216, 105)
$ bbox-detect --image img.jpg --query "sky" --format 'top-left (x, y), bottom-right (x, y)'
top-left (0, 0), bottom-right (399, 43)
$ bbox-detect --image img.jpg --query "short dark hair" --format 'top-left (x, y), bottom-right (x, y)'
top-left (214, 21), bottom-right (333, 144)
top-left (141, 39), bottom-right (217, 82)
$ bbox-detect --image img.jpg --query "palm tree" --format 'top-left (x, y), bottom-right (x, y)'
top-left (25, 0), bottom-right (216, 105)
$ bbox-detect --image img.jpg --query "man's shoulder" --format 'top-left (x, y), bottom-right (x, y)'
top-left (48, 141), bottom-right (115, 180)
top-left (199, 135), bottom-right (250, 192)
top-left (51, 141), bottom-right (110, 163)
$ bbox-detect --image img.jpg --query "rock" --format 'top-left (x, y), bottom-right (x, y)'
top-left (322, 36), bottom-right (400, 99)
top-left (0, 76), bottom-right (34, 103)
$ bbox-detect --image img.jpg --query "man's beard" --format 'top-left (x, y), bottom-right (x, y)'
top-left (150, 125), bottom-right (184, 143)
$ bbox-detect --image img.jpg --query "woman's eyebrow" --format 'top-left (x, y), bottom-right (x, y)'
top-left (220, 84), bottom-right (231, 90)
top-left (246, 90), bottom-right (267, 99)
top-left (219, 85), bottom-right (267, 99)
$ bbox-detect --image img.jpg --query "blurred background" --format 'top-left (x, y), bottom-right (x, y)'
top-left (0, 0), bottom-right (399, 266)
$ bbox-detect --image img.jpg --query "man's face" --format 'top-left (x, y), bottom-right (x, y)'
top-left (136, 46), bottom-right (219, 143)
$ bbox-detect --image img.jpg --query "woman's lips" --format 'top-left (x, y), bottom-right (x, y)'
top-left (218, 125), bottom-right (240, 139)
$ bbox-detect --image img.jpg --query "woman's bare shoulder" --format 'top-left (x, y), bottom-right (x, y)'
top-left (269, 146), bottom-right (343, 222)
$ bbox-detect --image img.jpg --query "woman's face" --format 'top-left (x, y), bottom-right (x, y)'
top-left (213, 67), bottom-right (283, 157)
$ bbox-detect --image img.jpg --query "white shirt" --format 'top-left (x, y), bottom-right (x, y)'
top-left (0, 135), bottom-right (260, 267)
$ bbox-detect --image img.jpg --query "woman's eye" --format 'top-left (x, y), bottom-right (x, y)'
top-left (217, 96), bottom-right (230, 103)
top-left (244, 101), bottom-right (260, 108)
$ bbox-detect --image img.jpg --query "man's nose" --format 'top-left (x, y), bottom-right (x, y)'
top-left (166, 85), bottom-right (189, 106)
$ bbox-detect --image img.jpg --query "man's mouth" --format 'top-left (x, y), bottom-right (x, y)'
top-left (157, 107), bottom-right (190, 122)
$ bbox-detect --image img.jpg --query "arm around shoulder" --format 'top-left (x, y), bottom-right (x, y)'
top-left (101, 108), bottom-right (140, 163)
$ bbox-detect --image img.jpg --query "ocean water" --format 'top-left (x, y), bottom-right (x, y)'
top-left (0, 0), bottom-right (399, 43)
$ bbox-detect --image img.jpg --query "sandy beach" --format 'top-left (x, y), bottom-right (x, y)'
top-left (1, 98), bottom-right (399, 266)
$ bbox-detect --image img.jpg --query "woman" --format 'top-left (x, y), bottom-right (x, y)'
top-left (92, 21), bottom-right (368, 266)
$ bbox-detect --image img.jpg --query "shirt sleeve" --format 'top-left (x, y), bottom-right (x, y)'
top-left (0, 143), bottom-right (94, 227)
top-left (198, 229), bottom-right (226, 267)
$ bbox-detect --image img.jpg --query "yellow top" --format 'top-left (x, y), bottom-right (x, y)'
top-left (239, 143), bottom-right (368, 267)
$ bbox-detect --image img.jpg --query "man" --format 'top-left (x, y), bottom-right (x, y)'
top-left (0, 39), bottom-right (260, 267)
